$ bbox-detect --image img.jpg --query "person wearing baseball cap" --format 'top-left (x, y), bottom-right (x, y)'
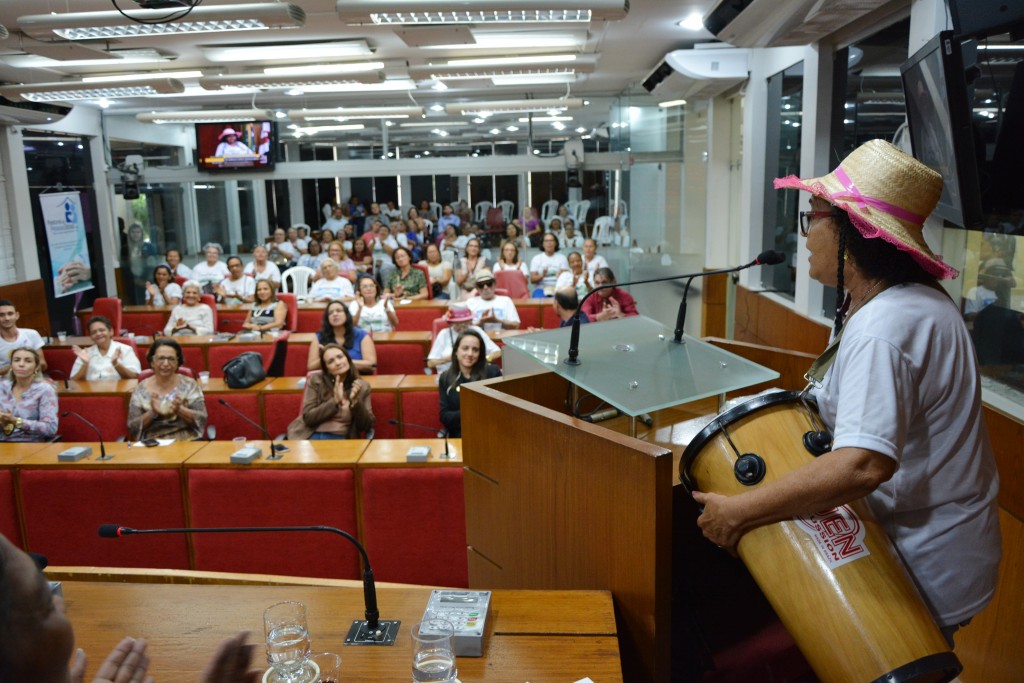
top-left (693, 139), bottom-right (1000, 642)
top-left (425, 303), bottom-right (500, 373)
top-left (465, 269), bottom-right (521, 334)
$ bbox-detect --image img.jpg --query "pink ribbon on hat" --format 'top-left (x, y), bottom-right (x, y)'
top-left (831, 166), bottom-right (925, 225)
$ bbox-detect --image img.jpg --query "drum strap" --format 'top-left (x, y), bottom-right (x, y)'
top-left (804, 324), bottom-right (847, 389)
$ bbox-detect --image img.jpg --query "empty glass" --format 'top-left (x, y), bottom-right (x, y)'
top-left (264, 601), bottom-right (313, 682)
top-left (309, 652), bottom-right (341, 683)
top-left (411, 618), bottom-right (457, 682)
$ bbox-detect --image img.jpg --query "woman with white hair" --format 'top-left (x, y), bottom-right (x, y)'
top-left (190, 243), bottom-right (229, 293)
top-left (163, 280), bottom-right (214, 336)
top-left (308, 258), bottom-right (355, 302)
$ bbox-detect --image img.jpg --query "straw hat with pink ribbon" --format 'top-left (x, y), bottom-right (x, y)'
top-left (774, 139), bottom-right (958, 279)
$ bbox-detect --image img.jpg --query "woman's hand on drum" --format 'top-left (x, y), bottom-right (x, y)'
top-left (692, 491), bottom-right (745, 553)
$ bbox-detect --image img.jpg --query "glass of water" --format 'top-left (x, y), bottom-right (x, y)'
top-left (411, 618), bottom-right (457, 682)
top-left (264, 601), bottom-right (313, 682)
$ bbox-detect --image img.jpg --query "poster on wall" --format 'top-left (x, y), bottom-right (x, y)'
top-left (40, 191), bottom-right (94, 298)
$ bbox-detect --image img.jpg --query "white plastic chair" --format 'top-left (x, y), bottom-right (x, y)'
top-left (497, 200), bottom-right (515, 224)
top-left (281, 266), bottom-right (315, 298)
top-left (613, 200), bottom-right (629, 229)
top-left (592, 216), bottom-right (614, 245)
top-left (574, 200), bottom-right (591, 227)
top-left (562, 200), bottom-right (578, 221)
top-left (429, 201), bottom-right (442, 221)
top-left (474, 201), bottom-right (492, 223)
top-left (540, 199), bottom-right (559, 225)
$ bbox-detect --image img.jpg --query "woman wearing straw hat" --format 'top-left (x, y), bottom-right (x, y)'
top-left (214, 127), bottom-right (254, 157)
top-left (693, 140), bottom-right (1000, 641)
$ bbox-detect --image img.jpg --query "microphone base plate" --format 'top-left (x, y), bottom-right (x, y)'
top-left (563, 357), bottom-right (581, 366)
top-left (344, 619), bottom-right (401, 646)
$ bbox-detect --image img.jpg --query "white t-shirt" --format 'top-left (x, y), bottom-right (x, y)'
top-left (811, 284), bottom-right (1000, 627)
top-left (0, 328), bottom-right (44, 372)
top-left (244, 261), bottom-right (282, 285)
top-left (146, 282), bottom-right (182, 307)
top-left (308, 277), bottom-right (355, 302)
top-left (349, 298), bottom-right (396, 333)
top-left (166, 262), bottom-right (193, 280)
top-left (267, 241), bottom-right (298, 260)
top-left (465, 295), bottom-right (520, 334)
top-left (494, 261), bottom-right (530, 279)
top-left (219, 275), bottom-right (256, 303)
top-left (427, 324), bottom-right (501, 374)
top-left (191, 261), bottom-right (229, 288)
top-left (583, 254), bottom-right (609, 273)
top-left (529, 252), bottom-right (570, 290)
top-left (555, 270), bottom-right (590, 299)
top-left (560, 233), bottom-right (584, 250)
top-left (70, 340), bottom-right (142, 381)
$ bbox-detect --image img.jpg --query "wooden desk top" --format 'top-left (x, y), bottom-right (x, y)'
top-left (198, 378), bottom-right (273, 393)
top-left (185, 440), bottom-right (367, 468)
top-left (63, 581), bottom-right (622, 682)
top-left (262, 375), bottom-right (405, 392)
top-left (58, 380), bottom-right (138, 394)
top-left (359, 438), bottom-right (463, 466)
top-left (397, 374), bottom-right (441, 390)
top-left (0, 442), bottom-right (54, 466)
top-left (18, 442), bottom-right (205, 468)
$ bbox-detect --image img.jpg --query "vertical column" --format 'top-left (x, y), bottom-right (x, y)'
top-left (0, 127), bottom-right (40, 282)
top-left (224, 180), bottom-right (242, 253)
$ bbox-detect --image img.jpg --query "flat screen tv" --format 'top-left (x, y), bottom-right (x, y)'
top-left (900, 31), bottom-right (983, 229)
top-left (196, 120), bottom-right (275, 171)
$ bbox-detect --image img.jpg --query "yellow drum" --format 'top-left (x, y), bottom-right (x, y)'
top-left (680, 391), bottom-right (961, 683)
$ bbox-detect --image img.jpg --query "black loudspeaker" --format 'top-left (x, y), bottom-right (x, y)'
top-left (123, 181), bottom-right (140, 200)
top-left (566, 168), bottom-right (582, 189)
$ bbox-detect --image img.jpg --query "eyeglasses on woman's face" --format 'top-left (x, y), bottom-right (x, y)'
top-left (798, 210), bottom-right (839, 237)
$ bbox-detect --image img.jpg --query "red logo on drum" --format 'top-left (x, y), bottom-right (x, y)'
top-left (796, 505), bottom-right (870, 568)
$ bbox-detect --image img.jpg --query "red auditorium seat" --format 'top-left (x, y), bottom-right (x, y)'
top-left (59, 395), bottom-right (128, 441)
top-left (360, 468), bottom-right (467, 587)
top-left (399, 307), bottom-right (444, 331)
top-left (19, 469), bottom-right (189, 568)
top-left (123, 312), bottom-right (167, 337)
top-left (494, 270), bottom-right (529, 300)
top-left (263, 392), bottom-right (303, 440)
top-left (200, 294), bottom-right (219, 331)
top-left (296, 309), bottom-right (322, 332)
top-left (207, 344), bottom-right (275, 378)
top-left (541, 304), bottom-right (561, 328)
top-left (204, 391), bottom-right (263, 440)
top-left (91, 298), bottom-right (123, 333)
top-left (399, 390), bottom-right (443, 435)
top-left (283, 343), bottom-right (311, 376)
top-left (0, 469), bottom-right (21, 547)
top-left (411, 263), bottom-right (433, 299)
top-left (370, 393), bottom-right (397, 438)
top-left (376, 343), bottom-right (427, 375)
top-left (45, 348), bottom-right (77, 379)
top-left (188, 469), bottom-right (360, 579)
top-left (277, 293), bottom-right (300, 330)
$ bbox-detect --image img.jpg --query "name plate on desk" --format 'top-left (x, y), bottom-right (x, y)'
top-left (230, 447), bottom-right (262, 464)
top-left (58, 446), bottom-right (92, 462)
top-left (406, 445), bottom-right (431, 462)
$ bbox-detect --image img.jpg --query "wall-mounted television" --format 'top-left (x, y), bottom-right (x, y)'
top-left (900, 31), bottom-right (983, 229)
top-left (196, 120), bottom-right (275, 171)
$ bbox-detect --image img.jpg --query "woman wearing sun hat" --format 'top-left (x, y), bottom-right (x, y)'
top-left (693, 139), bottom-right (1001, 641)
top-left (214, 127), bottom-right (254, 157)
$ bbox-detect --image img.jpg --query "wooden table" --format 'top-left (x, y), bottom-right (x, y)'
top-left (0, 441), bottom-right (54, 465)
top-left (63, 580), bottom-right (623, 682)
top-left (359, 438), bottom-right (462, 466)
top-left (19, 441), bottom-right (204, 468)
top-left (186, 440), bottom-right (367, 468)
top-left (57, 379), bottom-right (139, 394)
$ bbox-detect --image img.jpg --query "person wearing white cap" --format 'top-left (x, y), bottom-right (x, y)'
top-left (465, 269), bottom-right (520, 334)
top-left (214, 127), bottom-right (254, 157)
top-left (693, 139), bottom-right (1000, 643)
top-left (425, 303), bottom-right (500, 373)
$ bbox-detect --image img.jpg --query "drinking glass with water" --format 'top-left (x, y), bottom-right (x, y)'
top-left (411, 618), bottom-right (457, 682)
top-left (264, 601), bottom-right (314, 682)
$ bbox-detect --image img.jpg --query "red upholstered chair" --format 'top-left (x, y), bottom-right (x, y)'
top-left (19, 469), bottom-right (189, 568)
top-left (207, 343), bottom-right (275, 378)
top-left (141, 347), bottom-right (204, 373)
top-left (92, 298), bottom-right (124, 334)
top-left (283, 342), bottom-right (312, 376)
top-left (204, 391), bottom-right (263, 440)
top-left (277, 293), bottom-right (299, 331)
top-left (541, 304), bottom-right (561, 329)
top-left (431, 316), bottom-right (447, 341)
top-left (0, 469), bottom-right (22, 547)
top-left (400, 307), bottom-right (445, 331)
top-left (370, 392), bottom-right (398, 438)
top-left (263, 392), bottom-right (303, 440)
top-left (399, 391), bottom-right (443, 435)
top-left (124, 312), bottom-right (166, 337)
top-left (200, 294), bottom-right (218, 331)
top-left (137, 366), bottom-right (195, 380)
top-left (59, 395), bottom-right (128, 442)
top-left (297, 309), bottom-right (322, 332)
top-left (494, 269), bottom-right (529, 300)
top-left (44, 348), bottom-right (77, 378)
top-left (188, 469), bottom-right (360, 579)
top-left (411, 262), bottom-right (432, 299)
top-left (360, 468), bottom-right (467, 586)
top-left (173, 275), bottom-right (188, 286)
top-left (376, 343), bottom-right (427, 375)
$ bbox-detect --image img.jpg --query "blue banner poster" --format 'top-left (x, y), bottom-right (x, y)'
top-left (40, 191), bottom-right (94, 298)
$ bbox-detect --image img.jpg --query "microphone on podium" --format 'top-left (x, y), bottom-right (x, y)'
top-left (218, 398), bottom-right (287, 458)
top-left (388, 419), bottom-right (453, 458)
top-left (61, 411), bottom-right (111, 460)
top-left (98, 523), bottom-right (400, 645)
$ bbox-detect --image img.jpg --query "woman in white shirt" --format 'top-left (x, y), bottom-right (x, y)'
top-left (494, 241), bottom-right (530, 279)
top-left (145, 265), bottom-right (182, 306)
top-left (529, 233), bottom-right (570, 296)
top-left (213, 256), bottom-right (255, 305)
top-left (163, 280), bottom-right (215, 336)
top-left (266, 228), bottom-right (297, 266)
top-left (70, 315), bottom-right (141, 380)
top-left (582, 238), bottom-right (609, 273)
top-left (190, 243), bottom-right (229, 293)
top-left (308, 259), bottom-right (355, 302)
top-left (164, 249), bottom-right (192, 281)
top-left (350, 276), bottom-right (399, 333)
top-left (554, 251), bottom-right (591, 300)
top-left (244, 245), bottom-right (283, 286)
top-left (298, 239), bottom-right (326, 270)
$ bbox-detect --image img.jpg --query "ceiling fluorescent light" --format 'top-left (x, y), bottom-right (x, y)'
top-left (82, 70), bottom-right (202, 83)
top-left (200, 72), bottom-right (383, 90)
top-left (18, 3), bottom-right (306, 41)
top-left (410, 57), bottom-right (594, 81)
top-left (491, 73), bottom-right (576, 85)
top-left (293, 124), bottom-right (366, 137)
top-left (517, 115), bottom-right (573, 122)
top-left (0, 78), bottom-right (185, 102)
top-left (422, 29), bottom-right (585, 49)
top-left (446, 97), bottom-right (583, 115)
top-left (289, 106), bottom-right (424, 121)
top-left (399, 121), bottom-right (469, 128)
top-left (264, 62), bottom-right (385, 76)
top-left (337, 0), bottom-right (628, 25)
top-left (201, 40), bottom-right (371, 62)
top-left (0, 49), bottom-right (174, 68)
top-left (446, 54), bottom-right (577, 67)
top-left (136, 108), bottom-right (273, 124)
top-left (274, 79), bottom-right (417, 94)
top-left (658, 99), bottom-right (687, 108)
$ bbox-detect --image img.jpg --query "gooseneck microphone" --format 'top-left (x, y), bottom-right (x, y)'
top-left (99, 523), bottom-right (399, 645)
top-left (218, 398), bottom-right (287, 458)
top-left (48, 369), bottom-right (71, 390)
top-left (61, 410), bottom-right (111, 460)
top-left (672, 250), bottom-right (785, 344)
top-left (388, 419), bottom-right (452, 458)
top-left (564, 250), bottom-right (786, 365)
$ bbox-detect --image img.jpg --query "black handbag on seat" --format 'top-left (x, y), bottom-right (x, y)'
top-left (221, 351), bottom-right (266, 389)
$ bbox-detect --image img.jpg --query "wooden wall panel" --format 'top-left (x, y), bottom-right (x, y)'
top-left (984, 407), bottom-right (1024, 521)
top-left (733, 286), bottom-right (829, 354)
top-left (0, 280), bottom-right (50, 335)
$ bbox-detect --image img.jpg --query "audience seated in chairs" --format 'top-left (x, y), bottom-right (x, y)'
top-left (555, 252), bottom-right (592, 300)
top-left (438, 329), bottom-right (501, 438)
top-left (386, 247), bottom-right (429, 301)
top-left (242, 280), bottom-right (288, 334)
top-left (422, 243), bottom-right (453, 301)
top-left (350, 276), bottom-right (399, 333)
top-left (163, 280), bottom-right (215, 336)
top-left (144, 264), bottom-right (182, 306)
top-left (307, 300), bottom-right (377, 374)
top-left (287, 343), bottom-right (374, 440)
top-left (70, 316), bottom-right (141, 381)
top-left (213, 256), bottom-right (256, 305)
top-left (308, 258), bottom-right (355, 302)
top-left (127, 339), bottom-right (207, 442)
top-left (464, 269), bottom-right (520, 333)
top-left (0, 348), bottom-right (57, 442)
top-left (243, 245), bottom-right (283, 288)
top-left (190, 243), bottom-right (229, 294)
top-left (529, 233), bottom-right (570, 297)
top-left (163, 247), bottom-right (192, 282)
top-left (582, 267), bottom-right (639, 321)
top-left (454, 238), bottom-right (489, 299)
top-left (582, 238), bottom-right (609, 273)
top-left (426, 304), bottom-right (501, 374)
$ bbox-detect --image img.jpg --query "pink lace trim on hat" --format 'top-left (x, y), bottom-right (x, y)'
top-left (774, 175), bottom-right (959, 280)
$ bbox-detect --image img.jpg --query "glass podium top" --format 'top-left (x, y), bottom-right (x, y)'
top-left (503, 316), bottom-right (779, 417)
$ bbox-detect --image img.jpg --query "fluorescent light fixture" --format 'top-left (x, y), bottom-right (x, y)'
top-left (293, 123), bottom-right (367, 137)
top-left (200, 72), bottom-right (383, 90)
top-left (677, 12), bottom-right (704, 31)
top-left (506, 125), bottom-right (519, 131)
top-left (421, 29), bottom-right (585, 50)
top-left (289, 106), bottom-right (425, 121)
top-left (81, 70), bottom-right (203, 83)
top-left (446, 54), bottom-right (576, 67)
top-left (491, 73), bottom-right (576, 85)
top-left (431, 81), bottom-right (449, 90)
top-left (399, 121), bottom-right (469, 127)
top-left (338, 1), bottom-right (628, 25)
top-left (136, 108), bottom-right (274, 124)
top-left (0, 48), bottom-right (175, 68)
top-left (263, 61), bottom-right (385, 76)
top-left (272, 79), bottom-right (416, 94)
top-left (517, 116), bottom-right (573, 122)
top-left (409, 57), bottom-right (595, 81)
top-left (430, 104), bottom-right (445, 111)
top-left (446, 97), bottom-right (583, 115)
top-left (658, 99), bottom-right (687, 108)
top-left (0, 78), bottom-right (185, 102)
top-left (19, 3), bottom-right (306, 40)
top-left (201, 40), bottom-right (371, 62)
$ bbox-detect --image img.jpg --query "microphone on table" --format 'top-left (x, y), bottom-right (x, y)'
top-left (48, 369), bottom-right (71, 390)
top-left (672, 249), bottom-right (785, 344)
top-left (388, 419), bottom-right (453, 458)
top-left (61, 411), bottom-right (111, 460)
top-left (565, 249), bottom-right (786, 365)
top-left (98, 523), bottom-right (399, 645)
top-left (218, 398), bottom-right (287, 459)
